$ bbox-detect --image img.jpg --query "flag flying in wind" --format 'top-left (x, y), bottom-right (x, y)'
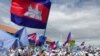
top-left (11, 0), bottom-right (51, 29)
top-left (20, 28), bottom-right (29, 47)
top-left (14, 28), bottom-right (29, 47)
top-left (63, 32), bottom-right (72, 46)
top-left (28, 33), bottom-right (37, 45)
top-left (14, 28), bottom-right (24, 37)
top-left (28, 34), bottom-right (47, 46)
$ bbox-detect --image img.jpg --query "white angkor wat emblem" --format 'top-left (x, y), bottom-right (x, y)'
top-left (24, 5), bottom-right (42, 21)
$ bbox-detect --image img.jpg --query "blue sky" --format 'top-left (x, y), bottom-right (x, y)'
top-left (0, 0), bottom-right (100, 46)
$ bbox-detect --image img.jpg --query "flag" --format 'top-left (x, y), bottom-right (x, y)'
top-left (11, 0), bottom-right (51, 29)
top-left (28, 33), bottom-right (37, 45)
top-left (14, 28), bottom-right (29, 47)
top-left (69, 40), bottom-right (75, 48)
top-left (28, 33), bottom-right (36, 37)
top-left (13, 28), bottom-right (24, 47)
top-left (28, 34), bottom-right (47, 46)
top-left (14, 28), bottom-right (24, 37)
top-left (63, 32), bottom-right (72, 46)
top-left (38, 35), bottom-right (47, 46)
top-left (20, 28), bottom-right (29, 47)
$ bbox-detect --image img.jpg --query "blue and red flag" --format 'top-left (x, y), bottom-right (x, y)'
top-left (28, 33), bottom-right (37, 45)
top-left (63, 32), bottom-right (72, 46)
top-left (28, 34), bottom-right (47, 46)
top-left (11, 0), bottom-right (51, 29)
top-left (37, 35), bottom-right (47, 46)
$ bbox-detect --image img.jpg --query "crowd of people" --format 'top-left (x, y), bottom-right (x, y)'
top-left (0, 44), bottom-right (100, 56)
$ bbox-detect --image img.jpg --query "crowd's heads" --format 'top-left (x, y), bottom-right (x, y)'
top-left (81, 41), bottom-right (85, 46)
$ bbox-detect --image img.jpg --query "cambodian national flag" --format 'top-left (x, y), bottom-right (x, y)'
top-left (28, 33), bottom-right (37, 45)
top-left (11, 0), bottom-right (51, 29)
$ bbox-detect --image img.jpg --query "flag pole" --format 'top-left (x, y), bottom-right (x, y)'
top-left (43, 29), bottom-right (46, 36)
top-left (43, 0), bottom-right (52, 36)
